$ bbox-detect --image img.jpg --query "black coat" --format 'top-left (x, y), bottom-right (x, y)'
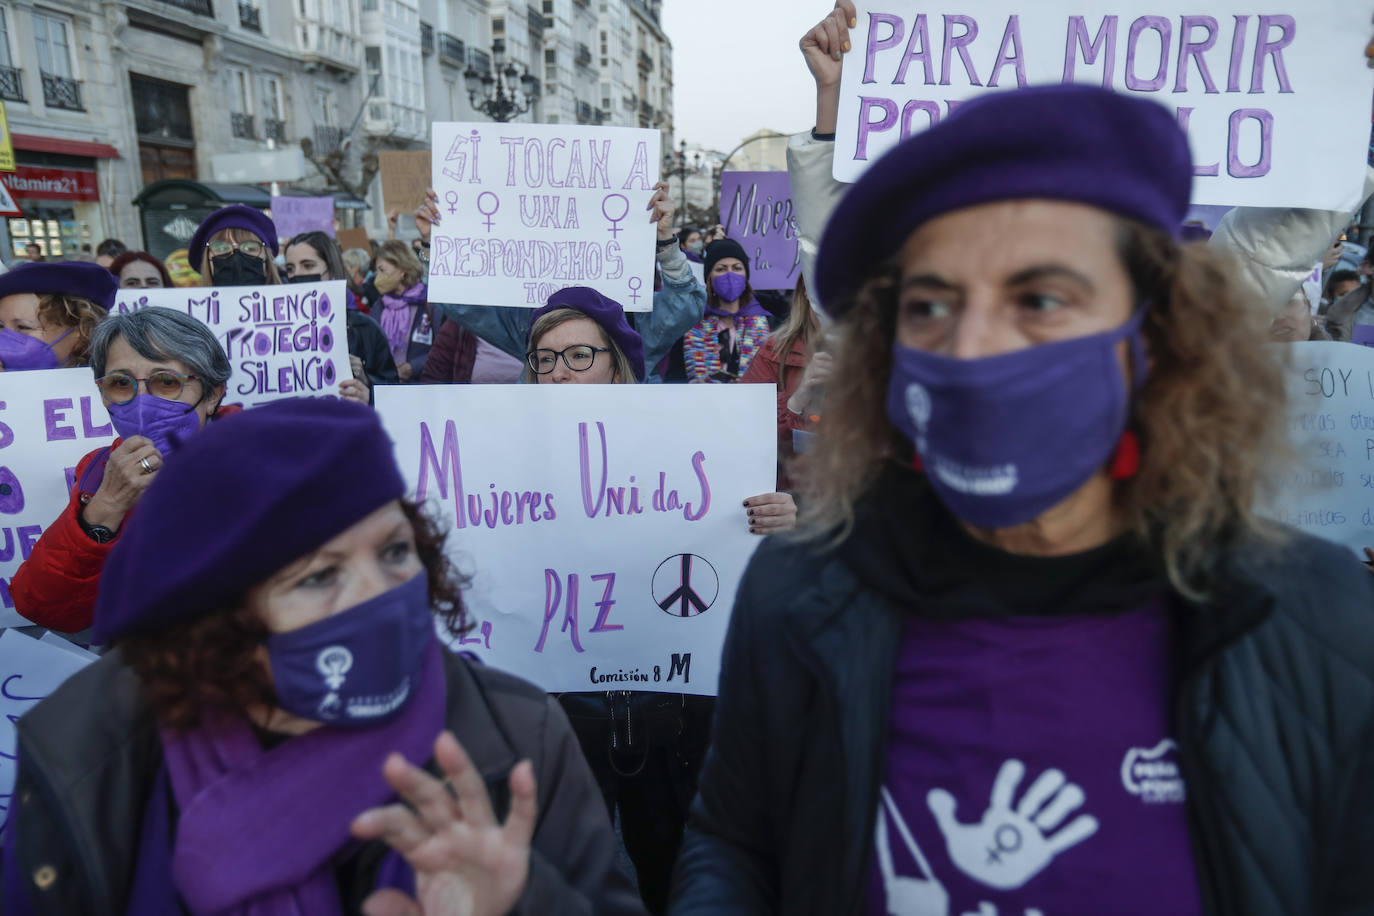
top-left (6, 648), bottom-right (647, 916)
top-left (346, 308), bottom-right (400, 389)
top-left (669, 469), bottom-right (1374, 915)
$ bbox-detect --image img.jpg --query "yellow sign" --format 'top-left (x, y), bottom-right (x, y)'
top-left (0, 101), bottom-right (13, 172)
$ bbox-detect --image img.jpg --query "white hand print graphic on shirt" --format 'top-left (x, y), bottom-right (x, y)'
top-left (927, 759), bottom-right (1099, 890)
top-left (876, 787), bottom-right (950, 915)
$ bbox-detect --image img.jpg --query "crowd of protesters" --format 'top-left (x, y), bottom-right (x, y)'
top-left (0, 2), bottom-right (1373, 914)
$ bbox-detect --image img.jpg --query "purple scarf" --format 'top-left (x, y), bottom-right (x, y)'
top-left (705, 297), bottom-right (768, 320)
top-left (153, 640), bottom-right (445, 915)
top-left (378, 282), bottom-right (427, 362)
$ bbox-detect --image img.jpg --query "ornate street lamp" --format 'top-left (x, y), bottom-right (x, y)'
top-left (662, 139), bottom-right (702, 215)
top-left (465, 39), bottom-right (540, 123)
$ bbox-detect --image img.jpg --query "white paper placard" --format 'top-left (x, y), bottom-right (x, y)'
top-left (0, 369), bottom-right (115, 628)
top-left (428, 122), bottom-right (661, 311)
top-left (0, 628), bottom-right (96, 837)
top-left (114, 281), bottom-right (350, 408)
top-left (1261, 341), bottom-right (1374, 556)
top-left (376, 384), bottom-right (775, 695)
top-left (835, 3), bottom-right (1374, 210)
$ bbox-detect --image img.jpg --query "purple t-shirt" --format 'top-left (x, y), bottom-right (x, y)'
top-left (868, 599), bottom-right (1202, 915)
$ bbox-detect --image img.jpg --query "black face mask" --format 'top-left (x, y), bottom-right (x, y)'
top-left (210, 251), bottom-right (267, 287)
top-left (288, 272), bottom-right (324, 284)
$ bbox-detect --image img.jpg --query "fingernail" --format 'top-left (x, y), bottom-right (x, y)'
top-left (742, 499), bottom-right (750, 507)
top-left (842, 41), bottom-right (850, 52)
top-left (849, 17), bottom-right (856, 27)
top-left (833, 51), bottom-right (841, 61)
top-left (748, 509), bottom-right (755, 517)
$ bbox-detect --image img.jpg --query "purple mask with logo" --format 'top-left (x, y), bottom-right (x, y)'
top-left (266, 572), bottom-right (435, 729)
top-left (106, 393), bottom-right (204, 457)
top-left (711, 272), bottom-right (748, 303)
top-left (0, 328), bottom-right (71, 371)
top-left (886, 311), bottom-right (1146, 529)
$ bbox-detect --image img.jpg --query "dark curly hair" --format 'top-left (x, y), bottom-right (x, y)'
top-left (119, 500), bottom-right (470, 730)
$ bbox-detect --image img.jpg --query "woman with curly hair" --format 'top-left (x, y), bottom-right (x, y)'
top-left (671, 42), bottom-right (1374, 916)
top-left (0, 261), bottom-right (114, 370)
top-left (3, 398), bottom-right (644, 916)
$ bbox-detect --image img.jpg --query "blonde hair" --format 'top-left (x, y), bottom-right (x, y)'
top-left (797, 220), bottom-right (1290, 599)
top-left (768, 274), bottom-right (822, 371)
top-left (375, 240), bottom-right (425, 289)
top-left (36, 294), bottom-right (107, 367)
top-left (523, 308), bottom-right (638, 384)
top-left (199, 228), bottom-right (281, 285)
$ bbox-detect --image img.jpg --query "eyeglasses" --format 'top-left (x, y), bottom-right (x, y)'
top-left (206, 239), bottom-right (266, 259)
top-left (526, 345), bottom-right (610, 374)
top-left (95, 370), bottom-right (199, 404)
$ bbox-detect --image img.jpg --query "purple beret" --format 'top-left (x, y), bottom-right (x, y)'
top-left (93, 398), bottom-right (405, 643)
top-left (187, 204), bottom-right (280, 270)
top-left (704, 238), bottom-right (750, 281)
top-left (0, 261), bottom-right (118, 311)
top-left (816, 84), bottom-right (1193, 315)
top-left (528, 286), bottom-right (646, 382)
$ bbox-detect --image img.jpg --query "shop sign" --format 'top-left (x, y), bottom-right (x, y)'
top-left (0, 166), bottom-right (99, 202)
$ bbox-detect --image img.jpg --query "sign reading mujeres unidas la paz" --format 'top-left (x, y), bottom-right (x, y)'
top-left (836, 3), bottom-right (1374, 210)
top-left (719, 171), bottom-right (801, 291)
top-left (114, 281), bottom-right (350, 408)
top-left (0, 368), bottom-right (115, 627)
top-left (376, 384), bottom-right (776, 695)
top-left (428, 122), bottom-right (661, 312)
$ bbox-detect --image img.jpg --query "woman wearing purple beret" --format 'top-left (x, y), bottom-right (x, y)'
top-left (670, 78), bottom-right (1374, 916)
top-left (3, 397), bottom-right (646, 916)
top-left (0, 261), bottom-right (114, 371)
top-left (188, 203), bottom-right (283, 287)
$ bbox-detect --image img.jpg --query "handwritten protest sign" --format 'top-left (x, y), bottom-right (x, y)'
top-left (337, 227), bottom-right (371, 254)
top-left (835, 3), bottom-right (1374, 209)
top-left (719, 171), bottom-right (800, 290)
top-left (376, 384), bottom-right (775, 694)
top-left (1261, 341), bottom-right (1374, 557)
top-left (428, 122), bottom-right (661, 311)
top-left (0, 369), bottom-right (115, 628)
top-left (114, 281), bottom-right (349, 408)
top-left (380, 150), bottom-right (433, 215)
top-left (270, 195), bottom-right (335, 239)
top-left (0, 628), bottom-right (95, 837)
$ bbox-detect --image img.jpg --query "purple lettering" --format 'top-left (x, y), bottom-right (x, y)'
top-left (939, 15), bottom-right (981, 86)
top-left (683, 451), bottom-right (711, 522)
top-left (42, 398), bottom-right (75, 442)
top-left (1227, 16), bottom-right (1249, 93)
top-left (561, 573), bottom-right (584, 652)
top-left (579, 421), bottom-right (608, 518)
top-left (855, 97), bottom-right (898, 161)
top-left (18, 524), bottom-right (41, 561)
top-left (1250, 15), bottom-right (1295, 94)
top-left (988, 16), bottom-right (1026, 88)
top-left (1125, 16), bottom-right (1171, 92)
top-left (415, 420), bottom-right (467, 528)
top-left (1174, 16), bottom-right (1219, 93)
top-left (900, 100), bottom-right (941, 139)
top-left (1063, 15), bottom-right (1118, 88)
top-left (79, 397), bottom-right (113, 438)
top-left (893, 14), bottom-right (932, 86)
top-left (534, 568), bottom-right (562, 653)
top-left (1175, 108), bottom-right (1220, 176)
top-left (862, 13), bottom-right (906, 84)
top-left (499, 136), bottom-right (526, 186)
top-left (589, 573), bottom-right (621, 633)
top-left (545, 138), bottom-right (566, 189)
top-left (1228, 108), bottom-right (1273, 178)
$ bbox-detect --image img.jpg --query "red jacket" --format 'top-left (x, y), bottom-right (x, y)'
top-left (11, 407), bottom-right (242, 634)
top-left (741, 336), bottom-right (813, 490)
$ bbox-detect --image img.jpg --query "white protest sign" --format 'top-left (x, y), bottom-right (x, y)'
top-left (376, 384), bottom-right (775, 695)
top-left (835, 3), bottom-right (1374, 209)
top-left (1261, 341), bottom-right (1374, 556)
top-left (0, 628), bottom-right (96, 837)
top-left (114, 281), bottom-right (349, 408)
top-left (0, 369), bottom-right (115, 628)
top-left (428, 122), bottom-right (661, 312)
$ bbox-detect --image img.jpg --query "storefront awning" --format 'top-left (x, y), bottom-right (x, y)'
top-left (10, 134), bottom-right (120, 159)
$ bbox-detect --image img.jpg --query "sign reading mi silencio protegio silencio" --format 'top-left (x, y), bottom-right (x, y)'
top-left (836, 3), bottom-right (1374, 211)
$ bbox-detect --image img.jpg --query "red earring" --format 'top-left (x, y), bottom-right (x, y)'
top-left (911, 453), bottom-right (924, 471)
top-left (1109, 430), bottom-right (1141, 480)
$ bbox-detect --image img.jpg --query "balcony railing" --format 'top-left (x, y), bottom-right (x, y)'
top-left (238, 2), bottom-right (261, 30)
top-left (0, 66), bottom-right (24, 103)
top-left (230, 112), bottom-right (256, 139)
top-left (575, 43), bottom-right (592, 67)
top-left (161, 0), bottom-right (214, 14)
top-left (263, 117), bottom-right (286, 142)
top-left (439, 33), bottom-right (465, 68)
top-left (527, 6), bottom-right (545, 33)
top-left (41, 73), bottom-right (83, 111)
top-left (576, 100), bottom-right (592, 123)
top-left (469, 49), bottom-right (490, 73)
top-left (572, 0), bottom-right (589, 7)
top-left (639, 100), bottom-right (652, 120)
top-left (638, 49), bottom-right (654, 72)
top-left (421, 23), bottom-right (435, 56)
top-left (314, 125), bottom-right (346, 151)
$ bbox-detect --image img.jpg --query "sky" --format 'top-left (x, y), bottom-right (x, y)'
top-left (660, 0), bottom-right (825, 153)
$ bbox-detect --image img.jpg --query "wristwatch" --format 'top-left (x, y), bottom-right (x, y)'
top-left (77, 507), bottom-right (116, 544)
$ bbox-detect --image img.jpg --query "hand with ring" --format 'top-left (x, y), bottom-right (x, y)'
top-left (81, 436), bottom-right (163, 535)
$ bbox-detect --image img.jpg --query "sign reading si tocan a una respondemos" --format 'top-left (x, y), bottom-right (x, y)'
top-left (376, 383), bottom-right (776, 695)
top-left (114, 281), bottom-right (350, 408)
top-left (835, 3), bottom-right (1374, 211)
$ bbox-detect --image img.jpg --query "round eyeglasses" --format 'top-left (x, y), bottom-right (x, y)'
top-left (206, 238), bottom-right (266, 259)
top-left (95, 370), bottom-right (199, 404)
top-left (526, 345), bottom-right (611, 375)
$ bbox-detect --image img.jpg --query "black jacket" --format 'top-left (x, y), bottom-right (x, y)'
top-left (670, 469), bottom-right (1374, 915)
top-left (6, 648), bottom-right (646, 916)
top-left (346, 308), bottom-right (400, 390)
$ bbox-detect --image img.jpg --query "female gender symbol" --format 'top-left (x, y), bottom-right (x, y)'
top-left (476, 192), bottom-right (500, 231)
top-left (444, 190), bottom-right (459, 214)
top-left (627, 276), bottom-right (643, 304)
top-left (601, 193), bottom-right (630, 237)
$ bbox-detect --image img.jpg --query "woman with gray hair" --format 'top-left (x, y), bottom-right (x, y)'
top-left (11, 306), bottom-right (240, 634)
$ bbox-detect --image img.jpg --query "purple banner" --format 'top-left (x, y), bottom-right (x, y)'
top-left (719, 171), bottom-right (800, 291)
top-left (270, 195), bottom-right (335, 240)
top-left (1351, 325), bottom-right (1374, 348)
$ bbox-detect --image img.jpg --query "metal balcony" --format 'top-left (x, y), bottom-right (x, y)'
top-left (576, 100), bottom-right (592, 123)
top-left (638, 49), bottom-right (653, 72)
top-left (159, 0), bottom-right (214, 14)
top-left (238, 2), bottom-right (261, 30)
top-left (314, 125), bottom-right (346, 151)
top-left (230, 112), bottom-right (256, 139)
top-left (439, 33), bottom-right (465, 68)
top-left (421, 23), bottom-right (435, 56)
top-left (263, 117), bottom-right (286, 142)
top-left (527, 6), bottom-right (545, 33)
top-left (469, 48), bottom-right (490, 73)
top-left (575, 44), bottom-right (592, 68)
top-left (41, 73), bottom-right (83, 111)
top-left (0, 66), bottom-right (24, 103)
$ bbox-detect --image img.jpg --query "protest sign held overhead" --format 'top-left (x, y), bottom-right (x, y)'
top-left (0, 369), bottom-right (115, 628)
top-left (114, 281), bottom-right (349, 407)
top-left (380, 150), bottom-right (433, 215)
top-left (377, 383), bottom-right (775, 695)
top-left (719, 171), bottom-right (800, 290)
top-left (270, 195), bottom-right (335, 239)
top-left (427, 122), bottom-right (661, 311)
top-left (834, 3), bottom-right (1374, 209)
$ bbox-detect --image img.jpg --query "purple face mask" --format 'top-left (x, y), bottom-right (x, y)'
top-left (0, 328), bottom-right (70, 372)
top-left (105, 393), bottom-right (204, 457)
top-left (266, 572), bottom-right (434, 729)
top-left (711, 272), bottom-right (748, 303)
top-left (886, 311), bottom-right (1146, 529)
